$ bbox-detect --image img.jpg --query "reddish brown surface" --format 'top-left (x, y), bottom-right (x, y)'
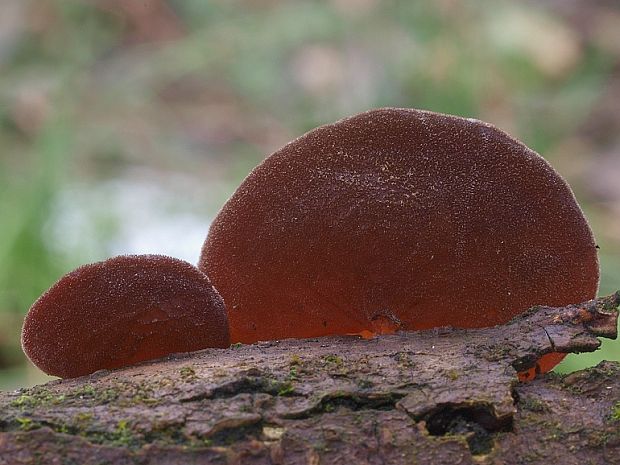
top-left (200, 108), bottom-right (599, 347)
top-left (21, 255), bottom-right (229, 378)
top-left (518, 352), bottom-right (567, 381)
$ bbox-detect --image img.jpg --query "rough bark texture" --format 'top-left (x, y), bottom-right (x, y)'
top-left (0, 293), bottom-right (618, 465)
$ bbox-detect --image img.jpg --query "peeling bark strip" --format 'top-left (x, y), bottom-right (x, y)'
top-left (1, 293), bottom-right (618, 464)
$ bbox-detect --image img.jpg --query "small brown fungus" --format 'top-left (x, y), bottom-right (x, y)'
top-left (199, 108), bottom-right (599, 363)
top-left (22, 254), bottom-right (229, 378)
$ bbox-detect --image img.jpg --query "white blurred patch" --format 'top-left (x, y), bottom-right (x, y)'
top-left (47, 175), bottom-right (213, 265)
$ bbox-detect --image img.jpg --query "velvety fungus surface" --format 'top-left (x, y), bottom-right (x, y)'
top-left (200, 108), bottom-right (599, 351)
top-left (22, 255), bottom-right (229, 378)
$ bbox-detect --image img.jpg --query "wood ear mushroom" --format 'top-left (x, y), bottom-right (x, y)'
top-left (21, 255), bottom-right (229, 378)
top-left (200, 107), bottom-right (599, 380)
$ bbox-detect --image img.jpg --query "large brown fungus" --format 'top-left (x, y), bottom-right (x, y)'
top-left (200, 108), bottom-right (599, 349)
top-left (22, 255), bottom-right (229, 378)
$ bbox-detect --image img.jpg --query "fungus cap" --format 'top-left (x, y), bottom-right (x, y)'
top-left (22, 254), bottom-right (229, 378)
top-left (200, 108), bottom-right (599, 344)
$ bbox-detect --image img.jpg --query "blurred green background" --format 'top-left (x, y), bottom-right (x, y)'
top-left (1, 0), bottom-right (619, 390)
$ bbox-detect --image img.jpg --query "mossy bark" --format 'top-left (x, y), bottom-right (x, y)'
top-left (1, 293), bottom-right (619, 465)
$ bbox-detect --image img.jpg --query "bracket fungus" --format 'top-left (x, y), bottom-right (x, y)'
top-left (199, 107), bottom-right (600, 366)
top-left (21, 255), bottom-right (229, 378)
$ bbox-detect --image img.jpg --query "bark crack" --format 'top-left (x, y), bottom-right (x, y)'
top-left (542, 325), bottom-right (557, 351)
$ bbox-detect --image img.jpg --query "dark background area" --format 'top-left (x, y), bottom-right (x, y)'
top-left (1, 0), bottom-right (619, 389)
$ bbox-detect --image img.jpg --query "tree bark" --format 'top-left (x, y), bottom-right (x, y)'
top-left (1, 293), bottom-right (619, 465)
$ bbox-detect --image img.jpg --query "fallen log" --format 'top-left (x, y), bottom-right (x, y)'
top-left (0, 293), bottom-right (618, 464)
